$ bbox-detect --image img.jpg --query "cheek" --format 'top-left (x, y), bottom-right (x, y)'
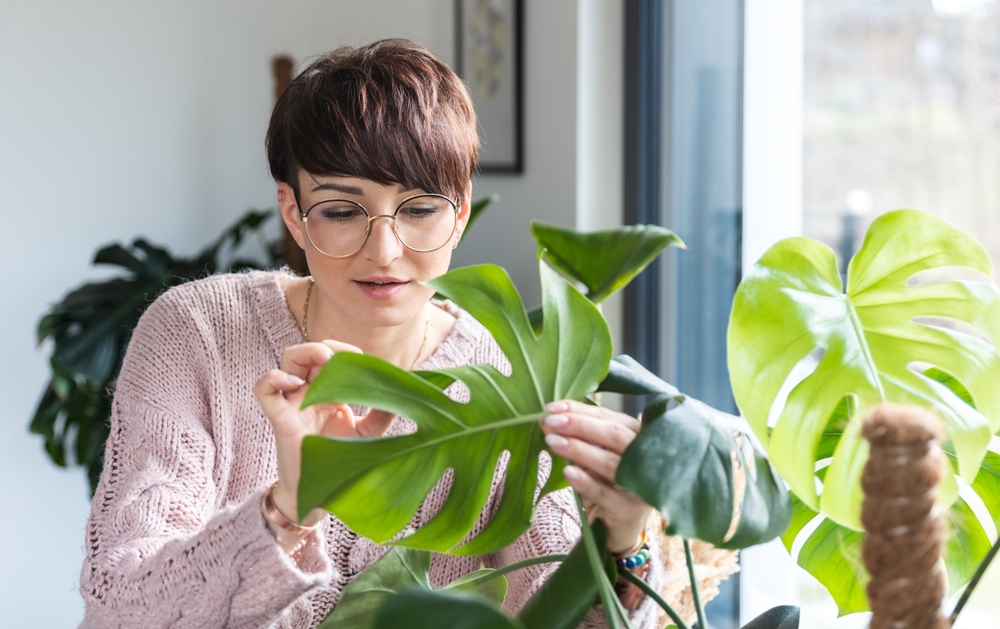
top-left (414, 250), bottom-right (454, 281)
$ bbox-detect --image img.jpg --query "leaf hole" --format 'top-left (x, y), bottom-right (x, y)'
top-left (959, 479), bottom-right (998, 543)
top-left (906, 266), bottom-right (993, 287)
top-left (789, 513), bottom-right (825, 562)
top-left (767, 347), bottom-right (825, 430)
top-left (911, 317), bottom-right (993, 346)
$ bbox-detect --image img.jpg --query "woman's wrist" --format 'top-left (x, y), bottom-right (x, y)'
top-left (261, 482), bottom-right (324, 555)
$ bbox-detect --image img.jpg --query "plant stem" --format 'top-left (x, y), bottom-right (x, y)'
top-left (618, 570), bottom-right (692, 629)
top-left (950, 535), bottom-right (1000, 624)
top-left (466, 554), bottom-right (569, 585)
top-left (683, 539), bottom-right (707, 629)
top-left (574, 492), bottom-right (631, 629)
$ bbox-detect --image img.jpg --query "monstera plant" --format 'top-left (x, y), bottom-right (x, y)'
top-left (729, 209), bottom-right (1000, 618)
top-left (300, 221), bottom-right (796, 629)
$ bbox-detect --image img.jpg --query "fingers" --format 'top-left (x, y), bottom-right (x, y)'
top-left (254, 369), bottom-right (306, 422)
top-left (545, 432), bottom-right (621, 482)
top-left (541, 400), bottom-right (641, 455)
top-left (563, 465), bottom-right (653, 553)
top-left (280, 340), bottom-right (362, 382)
top-left (356, 409), bottom-right (397, 438)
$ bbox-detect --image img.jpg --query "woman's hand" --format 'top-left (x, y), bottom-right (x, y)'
top-left (540, 400), bottom-right (653, 554)
top-left (253, 341), bottom-right (396, 526)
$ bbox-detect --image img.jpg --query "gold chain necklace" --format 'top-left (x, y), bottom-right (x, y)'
top-left (300, 277), bottom-right (429, 370)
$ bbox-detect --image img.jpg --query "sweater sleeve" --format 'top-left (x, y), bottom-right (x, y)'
top-left (79, 289), bottom-right (335, 629)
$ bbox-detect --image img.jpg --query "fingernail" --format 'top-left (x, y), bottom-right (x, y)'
top-left (287, 374), bottom-right (305, 386)
top-left (564, 466), bottom-right (582, 481)
top-left (544, 414), bottom-right (569, 428)
top-left (546, 401), bottom-right (569, 413)
top-left (545, 434), bottom-right (569, 450)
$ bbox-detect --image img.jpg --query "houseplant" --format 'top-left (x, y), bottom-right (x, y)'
top-left (728, 209), bottom-right (1000, 621)
top-left (299, 221), bottom-right (796, 629)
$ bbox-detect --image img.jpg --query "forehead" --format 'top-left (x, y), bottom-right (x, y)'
top-left (298, 172), bottom-right (420, 197)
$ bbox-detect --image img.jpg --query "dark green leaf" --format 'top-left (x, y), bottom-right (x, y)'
top-left (740, 605), bottom-right (799, 629)
top-left (597, 354), bottom-right (679, 398)
top-left (531, 221), bottom-right (683, 303)
top-left (371, 588), bottom-right (523, 629)
top-left (518, 520), bottom-right (608, 629)
top-left (299, 261), bottom-right (612, 554)
top-left (616, 396), bottom-right (791, 548)
top-left (318, 547), bottom-right (432, 629)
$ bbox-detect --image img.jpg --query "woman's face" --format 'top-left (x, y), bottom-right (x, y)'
top-left (278, 173), bottom-right (470, 330)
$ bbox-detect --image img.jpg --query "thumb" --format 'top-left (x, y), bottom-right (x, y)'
top-left (356, 409), bottom-right (397, 438)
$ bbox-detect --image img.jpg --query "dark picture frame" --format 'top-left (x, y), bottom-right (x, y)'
top-left (455, 0), bottom-right (524, 173)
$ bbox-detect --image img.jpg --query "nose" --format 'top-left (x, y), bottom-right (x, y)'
top-left (363, 214), bottom-right (404, 265)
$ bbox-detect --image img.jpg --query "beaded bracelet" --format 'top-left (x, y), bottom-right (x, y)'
top-left (613, 529), bottom-right (651, 571)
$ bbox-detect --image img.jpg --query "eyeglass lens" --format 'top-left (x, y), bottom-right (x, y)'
top-left (304, 194), bottom-right (457, 257)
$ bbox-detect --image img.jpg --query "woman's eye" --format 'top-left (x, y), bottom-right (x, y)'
top-left (317, 206), bottom-right (363, 221)
top-left (399, 205), bottom-right (439, 219)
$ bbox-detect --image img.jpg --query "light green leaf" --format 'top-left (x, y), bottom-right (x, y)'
top-left (371, 588), bottom-right (524, 629)
top-left (944, 497), bottom-right (993, 595)
top-left (299, 260), bottom-right (612, 554)
top-left (531, 221), bottom-right (684, 303)
top-left (441, 569), bottom-right (508, 605)
top-left (796, 517), bottom-right (869, 616)
top-left (729, 209), bottom-right (1000, 530)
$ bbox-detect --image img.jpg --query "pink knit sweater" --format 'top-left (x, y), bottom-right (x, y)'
top-left (80, 270), bottom-right (682, 628)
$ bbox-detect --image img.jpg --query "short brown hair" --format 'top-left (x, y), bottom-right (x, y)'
top-left (266, 39), bottom-right (478, 204)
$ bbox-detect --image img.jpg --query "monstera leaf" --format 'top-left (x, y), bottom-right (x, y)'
top-left (371, 589), bottom-right (522, 629)
top-left (599, 356), bottom-right (791, 549)
top-left (530, 222), bottom-right (683, 303)
top-left (729, 209), bottom-right (1000, 530)
top-left (298, 260), bottom-right (612, 554)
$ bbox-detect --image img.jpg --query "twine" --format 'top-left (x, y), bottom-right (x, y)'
top-left (861, 403), bottom-right (950, 629)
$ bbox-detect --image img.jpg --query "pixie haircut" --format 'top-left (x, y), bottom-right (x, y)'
top-left (266, 39), bottom-right (479, 205)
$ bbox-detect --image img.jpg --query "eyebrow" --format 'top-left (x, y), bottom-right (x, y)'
top-left (311, 182), bottom-right (365, 195)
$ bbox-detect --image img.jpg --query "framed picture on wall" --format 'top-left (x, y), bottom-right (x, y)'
top-left (455, 0), bottom-right (523, 173)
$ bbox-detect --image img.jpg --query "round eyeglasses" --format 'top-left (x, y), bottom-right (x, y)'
top-left (299, 193), bottom-right (459, 258)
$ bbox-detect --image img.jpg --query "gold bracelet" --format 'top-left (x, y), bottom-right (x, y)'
top-left (261, 481), bottom-right (317, 536)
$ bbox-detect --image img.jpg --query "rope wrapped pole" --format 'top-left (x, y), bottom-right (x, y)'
top-left (861, 404), bottom-right (950, 629)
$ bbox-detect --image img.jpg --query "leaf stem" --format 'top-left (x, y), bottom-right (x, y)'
top-left (574, 492), bottom-right (631, 629)
top-left (845, 300), bottom-right (885, 402)
top-left (949, 534), bottom-right (1000, 624)
top-left (618, 570), bottom-right (691, 629)
top-left (466, 554), bottom-right (569, 585)
top-left (684, 539), bottom-right (707, 629)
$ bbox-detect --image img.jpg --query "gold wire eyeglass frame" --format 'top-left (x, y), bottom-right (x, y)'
top-left (297, 193), bottom-right (459, 258)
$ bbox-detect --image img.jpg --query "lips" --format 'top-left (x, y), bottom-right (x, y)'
top-left (353, 277), bottom-right (409, 300)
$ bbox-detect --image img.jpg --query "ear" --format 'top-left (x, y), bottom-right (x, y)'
top-left (278, 182), bottom-right (308, 251)
top-left (453, 182), bottom-right (473, 247)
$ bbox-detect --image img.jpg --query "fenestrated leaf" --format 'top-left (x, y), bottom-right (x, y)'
top-left (299, 260), bottom-right (613, 554)
top-left (616, 394), bottom-right (791, 548)
top-left (944, 496), bottom-right (993, 595)
top-left (531, 221), bottom-right (683, 303)
top-left (318, 546), bottom-right (508, 629)
top-left (729, 209), bottom-right (1000, 530)
top-left (741, 605), bottom-right (799, 629)
top-left (598, 354), bottom-right (679, 398)
top-left (370, 588), bottom-right (523, 629)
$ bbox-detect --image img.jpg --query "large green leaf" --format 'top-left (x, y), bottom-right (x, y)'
top-left (370, 588), bottom-right (523, 629)
top-left (598, 356), bottom-right (791, 548)
top-left (729, 209), bottom-right (1000, 529)
top-left (797, 517), bottom-right (869, 616)
top-left (530, 221), bottom-right (683, 303)
top-left (319, 546), bottom-right (507, 629)
top-left (299, 260), bottom-right (612, 554)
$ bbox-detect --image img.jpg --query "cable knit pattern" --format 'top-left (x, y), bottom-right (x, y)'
top-left (79, 270), bottom-right (729, 629)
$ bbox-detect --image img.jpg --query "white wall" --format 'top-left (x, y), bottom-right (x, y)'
top-left (0, 0), bottom-right (616, 626)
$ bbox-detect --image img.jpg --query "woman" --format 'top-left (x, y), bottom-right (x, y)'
top-left (79, 39), bottom-right (731, 629)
